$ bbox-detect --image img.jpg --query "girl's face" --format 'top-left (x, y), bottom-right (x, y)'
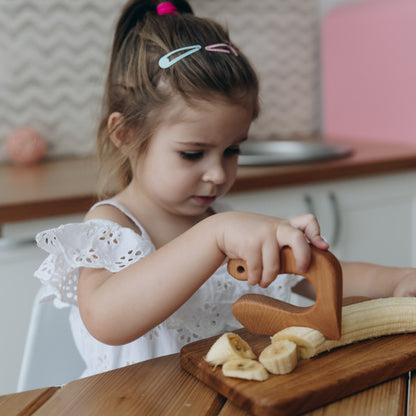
top-left (129, 97), bottom-right (253, 218)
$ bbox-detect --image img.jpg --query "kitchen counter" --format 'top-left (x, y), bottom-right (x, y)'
top-left (231, 140), bottom-right (416, 192)
top-left (0, 350), bottom-right (412, 415)
top-left (2, 140), bottom-right (416, 223)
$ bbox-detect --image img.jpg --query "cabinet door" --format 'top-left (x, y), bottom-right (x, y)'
top-left (223, 171), bottom-right (416, 268)
top-left (222, 187), bottom-right (310, 218)
top-left (0, 242), bottom-right (43, 395)
top-left (0, 214), bottom-right (84, 395)
top-left (222, 184), bottom-right (338, 246)
top-left (316, 172), bottom-right (416, 267)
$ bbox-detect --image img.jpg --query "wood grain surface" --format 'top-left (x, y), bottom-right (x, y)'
top-left (0, 353), bottom-right (411, 415)
top-left (217, 376), bottom-right (407, 416)
top-left (32, 353), bottom-right (223, 416)
top-left (0, 387), bottom-right (58, 416)
top-left (180, 328), bottom-right (416, 416)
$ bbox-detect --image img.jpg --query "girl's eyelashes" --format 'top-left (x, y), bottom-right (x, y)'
top-left (180, 151), bottom-right (204, 161)
top-left (224, 147), bottom-right (240, 157)
top-left (179, 146), bottom-right (240, 161)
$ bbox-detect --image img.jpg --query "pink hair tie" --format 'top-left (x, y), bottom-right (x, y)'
top-left (157, 2), bottom-right (178, 15)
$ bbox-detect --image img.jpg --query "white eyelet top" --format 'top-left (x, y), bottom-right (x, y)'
top-left (34, 199), bottom-right (302, 378)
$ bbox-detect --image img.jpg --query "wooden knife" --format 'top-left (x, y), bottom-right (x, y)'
top-left (227, 246), bottom-right (343, 340)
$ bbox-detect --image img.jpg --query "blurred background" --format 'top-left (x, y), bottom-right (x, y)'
top-left (0, 0), bottom-right (357, 163)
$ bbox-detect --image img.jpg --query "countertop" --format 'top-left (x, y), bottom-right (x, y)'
top-left (0, 350), bottom-right (412, 416)
top-left (2, 140), bottom-right (416, 223)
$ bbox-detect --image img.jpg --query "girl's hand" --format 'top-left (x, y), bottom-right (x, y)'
top-left (215, 211), bottom-right (328, 288)
top-left (392, 269), bottom-right (416, 297)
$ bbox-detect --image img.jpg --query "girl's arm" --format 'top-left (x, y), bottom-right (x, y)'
top-left (341, 262), bottom-right (416, 298)
top-left (293, 261), bottom-right (416, 299)
top-left (77, 211), bottom-right (327, 345)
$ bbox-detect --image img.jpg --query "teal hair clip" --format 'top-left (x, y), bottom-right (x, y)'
top-left (158, 45), bottom-right (202, 69)
top-left (158, 43), bottom-right (238, 69)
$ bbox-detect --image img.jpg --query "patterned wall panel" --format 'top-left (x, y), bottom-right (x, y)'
top-left (0, 0), bottom-right (320, 162)
top-left (194, 0), bottom-right (321, 140)
top-left (0, 0), bottom-right (123, 162)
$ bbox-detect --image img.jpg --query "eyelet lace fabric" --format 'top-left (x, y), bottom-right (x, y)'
top-left (34, 202), bottom-right (303, 378)
top-left (35, 219), bottom-right (154, 308)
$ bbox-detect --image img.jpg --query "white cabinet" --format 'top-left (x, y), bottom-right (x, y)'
top-left (223, 171), bottom-right (416, 268)
top-left (0, 242), bottom-right (42, 395)
top-left (0, 214), bottom-right (84, 395)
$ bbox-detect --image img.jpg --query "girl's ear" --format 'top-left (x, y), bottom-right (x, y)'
top-left (108, 112), bottom-right (125, 148)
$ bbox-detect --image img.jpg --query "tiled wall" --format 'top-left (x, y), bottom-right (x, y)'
top-left (0, 1), bottom-right (121, 162)
top-left (194, 0), bottom-right (321, 141)
top-left (0, 0), bottom-right (356, 163)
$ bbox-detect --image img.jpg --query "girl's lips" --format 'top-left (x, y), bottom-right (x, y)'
top-left (193, 196), bottom-right (216, 205)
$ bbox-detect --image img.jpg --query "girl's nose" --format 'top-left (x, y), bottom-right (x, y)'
top-left (202, 161), bottom-right (227, 184)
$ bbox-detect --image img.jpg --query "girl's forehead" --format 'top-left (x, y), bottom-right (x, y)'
top-left (152, 99), bottom-right (253, 145)
top-left (163, 94), bottom-right (255, 123)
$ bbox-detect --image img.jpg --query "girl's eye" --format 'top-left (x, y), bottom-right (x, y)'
top-left (180, 151), bottom-right (203, 161)
top-left (224, 147), bottom-right (240, 157)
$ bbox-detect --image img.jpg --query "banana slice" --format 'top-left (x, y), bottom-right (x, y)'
top-left (272, 326), bottom-right (326, 359)
top-left (205, 332), bottom-right (256, 366)
top-left (259, 340), bottom-right (298, 374)
top-left (222, 358), bottom-right (269, 381)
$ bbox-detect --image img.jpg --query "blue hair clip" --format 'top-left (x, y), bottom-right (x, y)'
top-left (158, 43), bottom-right (239, 69)
top-left (158, 45), bottom-right (201, 69)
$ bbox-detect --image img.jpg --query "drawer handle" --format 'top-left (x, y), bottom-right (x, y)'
top-left (329, 192), bottom-right (341, 247)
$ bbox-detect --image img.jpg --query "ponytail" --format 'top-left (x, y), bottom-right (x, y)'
top-left (112, 0), bottom-right (193, 58)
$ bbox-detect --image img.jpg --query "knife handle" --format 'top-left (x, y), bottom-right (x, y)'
top-left (227, 246), bottom-right (343, 340)
top-left (228, 245), bottom-right (335, 280)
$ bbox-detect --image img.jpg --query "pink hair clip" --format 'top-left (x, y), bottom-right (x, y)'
top-left (159, 43), bottom-right (239, 68)
top-left (157, 2), bottom-right (178, 15)
top-left (205, 43), bottom-right (238, 56)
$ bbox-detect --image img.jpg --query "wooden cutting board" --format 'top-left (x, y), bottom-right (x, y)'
top-left (180, 328), bottom-right (416, 416)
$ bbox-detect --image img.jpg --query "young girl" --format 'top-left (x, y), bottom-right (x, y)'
top-left (35, 0), bottom-right (416, 378)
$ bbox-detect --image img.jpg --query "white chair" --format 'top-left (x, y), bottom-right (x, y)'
top-left (17, 290), bottom-right (85, 391)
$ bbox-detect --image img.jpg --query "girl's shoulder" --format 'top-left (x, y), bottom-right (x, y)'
top-left (85, 199), bottom-right (143, 235)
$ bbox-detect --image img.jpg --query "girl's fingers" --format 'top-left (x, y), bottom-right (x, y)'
top-left (222, 212), bottom-right (327, 287)
top-left (289, 214), bottom-right (329, 250)
top-left (259, 239), bottom-right (280, 288)
top-left (246, 251), bottom-right (263, 286)
top-left (276, 223), bottom-right (311, 273)
top-left (245, 244), bottom-right (281, 287)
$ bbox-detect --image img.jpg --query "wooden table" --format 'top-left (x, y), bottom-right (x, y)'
top-left (3, 140), bottom-right (416, 224)
top-left (0, 352), bottom-right (414, 416)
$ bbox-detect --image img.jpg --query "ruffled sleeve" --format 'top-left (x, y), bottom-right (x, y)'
top-left (34, 219), bottom-right (155, 308)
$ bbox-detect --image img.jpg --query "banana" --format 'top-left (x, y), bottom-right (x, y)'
top-left (204, 332), bottom-right (256, 366)
top-left (273, 297), bottom-right (416, 359)
top-left (259, 340), bottom-right (298, 374)
top-left (222, 358), bottom-right (269, 381)
top-left (271, 326), bottom-right (326, 359)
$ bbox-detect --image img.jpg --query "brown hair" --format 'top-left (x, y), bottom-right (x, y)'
top-left (97, 0), bottom-right (259, 197)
